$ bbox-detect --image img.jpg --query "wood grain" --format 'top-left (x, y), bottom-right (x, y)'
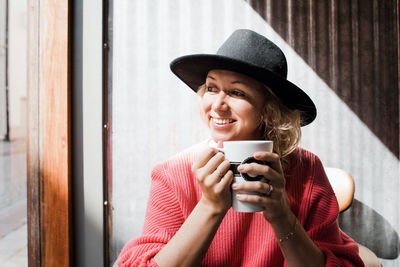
top-left (27, 0), bottom-right (41, 265)
top-left (27, 0), bottom-right (71, 266)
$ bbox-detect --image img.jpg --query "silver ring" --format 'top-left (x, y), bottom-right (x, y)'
top-left (265, 183), bottom-right (274, 196)
top-left (216, 170), bottom-right (224, 178)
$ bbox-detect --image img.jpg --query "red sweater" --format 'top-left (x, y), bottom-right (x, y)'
top-left (117, 145), bottom-right (364, 266)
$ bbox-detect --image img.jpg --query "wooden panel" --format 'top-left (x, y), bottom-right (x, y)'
top-left (27, 0), bottom-right (71, 266)
top-left (246, 0), bottom-right (400, 158)
top-left (27, 0), bottom-right (41, 265)
top-left (40, 0), bottom-right (71, 265)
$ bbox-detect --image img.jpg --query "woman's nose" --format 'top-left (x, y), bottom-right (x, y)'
top-left (212, 91), bottom-right (228, 111)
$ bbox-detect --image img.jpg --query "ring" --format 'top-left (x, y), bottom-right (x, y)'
top-left (265, 183), bottom-right (274, 196)
top-left (217, 170), bottom-right (224, 178)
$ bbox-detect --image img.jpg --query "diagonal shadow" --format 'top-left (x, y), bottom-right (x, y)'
top-left (245, 0), bottom-right (399, 159)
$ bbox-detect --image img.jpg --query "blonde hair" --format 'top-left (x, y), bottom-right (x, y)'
top-left (260, 85), bottom-right (302, 165)
top-left (197, 83), bottom-right (302, 166)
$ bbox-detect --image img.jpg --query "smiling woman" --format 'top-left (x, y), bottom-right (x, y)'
top-left (198, 74), bottom-right (302, 162)
top-left (200, 70), bottom-right (266, 142)
top-left (116, 29), bottom-right (364, 267)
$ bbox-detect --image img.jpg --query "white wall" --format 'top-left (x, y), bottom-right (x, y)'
top-left (7, 0), bottom-right (27, 140)
top-left (0, 0), bottom-right (7, 139)
top-left (111, 0), bottom-right (400, 265)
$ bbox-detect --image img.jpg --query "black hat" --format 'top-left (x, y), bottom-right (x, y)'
top-left (170, 29), bottom-right (316, 126)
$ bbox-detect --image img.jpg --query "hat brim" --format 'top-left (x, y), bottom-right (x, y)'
top-left (170, 54), bottom-right (316, 126)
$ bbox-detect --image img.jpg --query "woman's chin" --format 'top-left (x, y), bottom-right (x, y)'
top-left (210, 133), bottom-right (263, 142)
top-left (210, 133), bottom-right (237, 142)
top-left (210, 135), bottom-right (230, 143)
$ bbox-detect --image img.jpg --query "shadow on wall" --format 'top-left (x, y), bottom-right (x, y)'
top-left (245, 0), bottom-right (399, 159)
top-left (243, 2), bottom-right (400, 261)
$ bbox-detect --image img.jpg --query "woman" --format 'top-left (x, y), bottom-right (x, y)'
top-left (117, 29), bottom-right (364, 266)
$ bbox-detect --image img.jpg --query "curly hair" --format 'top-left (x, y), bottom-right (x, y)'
top-left (259, 85), bottom-right (302, 167)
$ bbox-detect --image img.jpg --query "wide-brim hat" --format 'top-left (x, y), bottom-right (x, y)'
top-left (170, 29), bottom-right (317, 126)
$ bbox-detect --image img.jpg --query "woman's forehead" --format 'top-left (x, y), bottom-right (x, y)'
top-left (206, 69), bottom-right (263, 88)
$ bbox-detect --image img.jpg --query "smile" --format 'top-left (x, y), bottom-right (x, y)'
top-left (212, 117), bottom-right (235, 125)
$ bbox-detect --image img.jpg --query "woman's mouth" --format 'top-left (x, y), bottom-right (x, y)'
top-left (211, 117), bottom-right (236, 125)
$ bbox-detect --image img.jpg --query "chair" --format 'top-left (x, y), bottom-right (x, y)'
top-left (324, 168), bottom-right (354, 213)
top-left (325, 167), bottom-right (381, 267)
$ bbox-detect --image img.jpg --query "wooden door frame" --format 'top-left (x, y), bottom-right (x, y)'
top-left (27, 0), bottom-right (106, 266)
top-left (27, 0), bottom-right (72, 266)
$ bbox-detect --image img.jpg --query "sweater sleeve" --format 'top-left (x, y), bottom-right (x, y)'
top-left (301, 155), bottom-right (364, 267)
top-left (117, 163), bottom-right (186, 267)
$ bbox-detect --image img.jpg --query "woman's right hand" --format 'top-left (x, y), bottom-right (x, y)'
top-left (191, 147), bottom-right (233, 214)
top-left (154, 146), bottom-right (234, 266)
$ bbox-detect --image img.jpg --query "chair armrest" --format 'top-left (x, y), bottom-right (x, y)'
top-left (325, 167), bottom-right (355, 212)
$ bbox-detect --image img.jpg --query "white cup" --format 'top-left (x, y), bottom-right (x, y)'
top-left (221, 140), bottom-right (273, 213)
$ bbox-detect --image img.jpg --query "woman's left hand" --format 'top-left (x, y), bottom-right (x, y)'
top-left (232, 151), bottom-right (292, 223)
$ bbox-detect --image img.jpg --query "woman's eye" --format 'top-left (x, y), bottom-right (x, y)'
top-left (206, 86), bottom-right (216, 92)
top-left (231, 90), bottom-right (245, 97)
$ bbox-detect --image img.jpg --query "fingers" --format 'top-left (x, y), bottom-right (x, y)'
top-left (191, 147), bottom-right (219, 172)
top-left (202, 157), bottom-right (229, 187)
top-left (253, 151), bottom-right (283, 174)
top-left (236, 151), bottom-right (285, 187)
top-left (234, 182), bottom-right (274, 211)
top-left (230, 152), bottom-right (290, 222)
top-left (203, 152), bottom-right (226, 175)
top-left (232, 180), bottom-right (273, 195)
top-left (214, 170), bottom-right (234, 193)
top-left (217, 140), bottom-right (224, 148)
top-left (215, 159), bottom-right (231, 178)
top-left (192, 147), bottom-right (231, 187)
top-left (191, 146), bottom-right (233, 213)
top-left (235, 192), bottom-right (269, 205)
top-left (237, 162), bottom-right (283, 187)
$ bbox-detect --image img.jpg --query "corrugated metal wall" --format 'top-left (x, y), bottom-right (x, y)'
top-left (110, 0), bottom-right (400, 265)
top-left (246, 0), bottom-right (399, 159)
top-left (244, 2), bottom-right (400, 262)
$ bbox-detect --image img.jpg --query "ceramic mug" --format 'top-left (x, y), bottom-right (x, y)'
top-left (221, 140), bottom-right (273, 213)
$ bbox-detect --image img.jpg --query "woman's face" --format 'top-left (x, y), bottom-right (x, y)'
top-left (200, 69), bottom-right (266, 142)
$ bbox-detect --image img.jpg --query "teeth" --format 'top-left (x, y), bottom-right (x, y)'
top-left (212, 118), bottom-right (234, 124)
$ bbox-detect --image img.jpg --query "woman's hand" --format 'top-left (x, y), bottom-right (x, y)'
top-left (191, 147), bottom-right (234, 214)
top-left (155, 146), bottom-right (234, 267)
top-left (232, 151), bottom-right (292, 223)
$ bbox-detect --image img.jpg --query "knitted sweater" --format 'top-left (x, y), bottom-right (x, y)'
top-left (117, 145), bottom-right (364, 267)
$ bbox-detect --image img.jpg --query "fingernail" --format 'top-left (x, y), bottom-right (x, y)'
top-left (236, 194), bottom-right (245, 200)
top-left (237, 164), bottom-right (246, 171)
top-left (231, 183), bottom-right (238, 189)
top-left (254, 152), bottom-right (262, 158)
